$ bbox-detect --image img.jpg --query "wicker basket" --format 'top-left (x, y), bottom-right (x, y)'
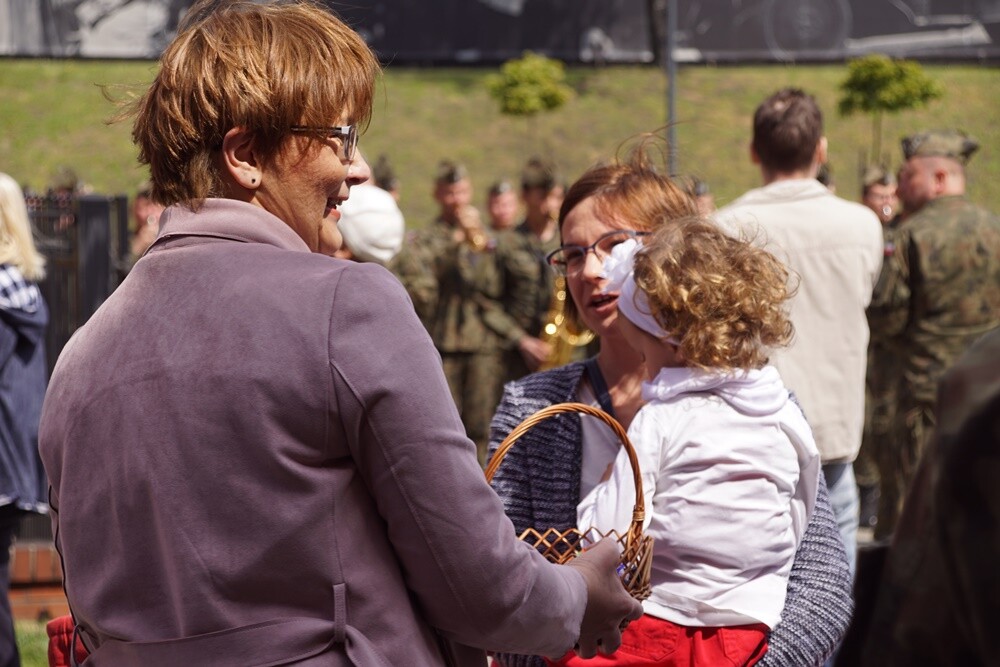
top-left (485, 402), bottom-right (654, 601)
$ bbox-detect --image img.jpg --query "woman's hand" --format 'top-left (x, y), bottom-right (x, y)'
top-left (562, 539), bottom-right (643, 659)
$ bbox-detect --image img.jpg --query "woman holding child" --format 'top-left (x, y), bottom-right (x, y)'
top-left (488, 148), bottom-right (853, 667)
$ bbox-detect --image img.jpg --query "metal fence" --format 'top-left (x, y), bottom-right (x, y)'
top-left (27, 191), bottom-right (129, 378)
top-left (20, 191), bottom-right (129, 544)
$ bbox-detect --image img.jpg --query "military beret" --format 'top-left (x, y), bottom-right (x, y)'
top-left (862, 165), bottom-right (895, 188)
top-left (902, 129), bottom-right (979, 164)
top-left (521, 157), bottom-right (560, 191)
top-left (488, 179), bottom-right (514, 197)
top-left (435, 160), bottom-right (468, 185)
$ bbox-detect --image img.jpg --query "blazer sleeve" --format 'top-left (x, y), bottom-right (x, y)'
top-left (328, 263), bottom-right (586, 657)
top-left (758, 476), bottom-right (854, 667)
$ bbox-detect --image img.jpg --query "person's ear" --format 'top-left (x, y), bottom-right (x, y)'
top-left (933, 165), bottom-right (950, 194)
top-left (221, 128), bottom-right (261, 191)
top-left (814, 137), bottom-right (828, 167)
top-left (750, 143), bottom-right (761, 165)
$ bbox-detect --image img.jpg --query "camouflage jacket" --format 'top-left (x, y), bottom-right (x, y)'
top-left (865, 218), bottom-right (907, 428)
top-left (479, 222), bottom-right (560, 350)
top-left (390, 219), bottom-right (498, 353)
top-left (861, 328), bottom-right (1000, 666)
top-left (866, 195), bottom-right (1000, 408)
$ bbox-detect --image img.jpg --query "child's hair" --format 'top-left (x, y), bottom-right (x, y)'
top-left (631, 217), bottom-right (793, 371)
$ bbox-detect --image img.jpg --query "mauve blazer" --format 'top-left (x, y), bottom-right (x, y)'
top-left (39, 199), bottom-right (585, 666)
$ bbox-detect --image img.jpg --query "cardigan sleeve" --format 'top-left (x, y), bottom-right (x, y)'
top-left (487, 382), bottom-right (540, 537)
top-left (487, 368), bottom-right (585, 667)
top-left (488, 390), bottom-right (547, 667)
top-left (759, 475), bottom-right (854, 667)
top-left (487, 366), bottom-right (586, 538)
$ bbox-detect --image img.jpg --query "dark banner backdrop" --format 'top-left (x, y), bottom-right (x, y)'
top-left (1, 0), bottom-right (998, 62)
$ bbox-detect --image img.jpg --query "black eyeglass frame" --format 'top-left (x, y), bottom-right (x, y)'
top-left (289, 125), bottom-right (358, 162)
top-left (546, 229), bottom-right (650, 277)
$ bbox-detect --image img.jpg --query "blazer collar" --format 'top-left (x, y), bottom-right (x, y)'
top-left (152, 199), bottom-right (311, 254)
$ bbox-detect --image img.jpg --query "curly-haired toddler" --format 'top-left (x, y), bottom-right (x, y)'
top-left (554, 218), bottom-right (821, 667)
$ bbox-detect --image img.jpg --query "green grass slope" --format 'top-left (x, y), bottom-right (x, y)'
top-left (1, 59), bottom-right (998, 227)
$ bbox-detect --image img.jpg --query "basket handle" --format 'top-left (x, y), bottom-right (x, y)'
top-left (485, 402), bottom-right (646, 529)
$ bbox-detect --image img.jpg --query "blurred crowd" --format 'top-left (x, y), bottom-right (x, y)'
top-left (373, 108), bottom-right (998, 665)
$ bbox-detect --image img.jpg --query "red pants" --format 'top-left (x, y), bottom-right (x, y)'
top-left (547, 614), bottom-right (768, 667)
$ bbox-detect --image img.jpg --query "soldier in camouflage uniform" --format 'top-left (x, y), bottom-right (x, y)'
top-left (480, 158), bottom-right (568, 383)
top-left (866, 130), bottom-right (1000, 539)
top-left (857, 166), bottom-right (901, 528)
top-left (859, 327), bottom-right (1000, 666)
top-left (390, 161), bottom-right (503, 465)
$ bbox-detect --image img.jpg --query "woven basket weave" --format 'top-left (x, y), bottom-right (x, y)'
top-left (485, 402), bottom-right (653, 601)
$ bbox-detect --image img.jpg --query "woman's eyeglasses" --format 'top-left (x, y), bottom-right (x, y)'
top-left (290, 125), bottom-right (358, 162)
top-left (546, 229), bottom-right (649, 277)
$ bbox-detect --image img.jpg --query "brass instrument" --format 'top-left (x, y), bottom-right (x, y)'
top-left (457, 205), bottom-right (489, 252)
top-left (538, 275), bottom-right (595, 370)
top-left (466, 229), bottom-right (488, 252)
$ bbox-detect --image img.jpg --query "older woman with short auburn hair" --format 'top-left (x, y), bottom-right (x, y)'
top-left (39, 2), bottom-right (640, 665)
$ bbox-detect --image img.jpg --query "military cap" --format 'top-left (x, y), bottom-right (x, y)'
top-left (902, 130), bottom-right (979, 164)
top-left (862, 165), bottom-right (896, 188)
top-left (50, 165), bottom-right (80, 193)
top-left (435, 160), bottom-right (468, 185)
top-left (520, 157), bottom-right (560, 191)
top-left (488, 179), bottom-right (514, 197)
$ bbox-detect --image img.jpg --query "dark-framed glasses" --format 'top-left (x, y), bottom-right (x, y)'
top-left (290, 125), bottom-right (358, 161)
top-left (546, 229), bottom-right (649, 277)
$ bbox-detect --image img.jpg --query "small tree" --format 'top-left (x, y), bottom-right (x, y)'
top-left (486, 51), bottom-right (574, 152)
top-left (839, 54), bottom-right (943, 165)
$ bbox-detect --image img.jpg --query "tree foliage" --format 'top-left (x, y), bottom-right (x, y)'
top-left (838, 54), bottom-right (943, 161)
top-left (486, 51), bottom-right (574, 117)
top-left (838, 54), bottom-right (943, 116)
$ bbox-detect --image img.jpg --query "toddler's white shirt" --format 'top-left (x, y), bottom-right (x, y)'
top-left (578, 365), bottom-right (820, 629)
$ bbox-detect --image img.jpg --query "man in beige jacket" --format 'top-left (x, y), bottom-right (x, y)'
top-left (715, 88), bottom-right (883, 576)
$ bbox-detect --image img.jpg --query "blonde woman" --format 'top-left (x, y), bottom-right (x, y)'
top-left (0, 171), bottom-right (48, 667)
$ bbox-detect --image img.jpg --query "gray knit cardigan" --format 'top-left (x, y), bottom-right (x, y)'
top-left (488, 362), bottom-right (853, 667)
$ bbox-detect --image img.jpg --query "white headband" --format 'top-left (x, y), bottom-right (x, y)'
top-left (601, 239), bottom-right (678, 344)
